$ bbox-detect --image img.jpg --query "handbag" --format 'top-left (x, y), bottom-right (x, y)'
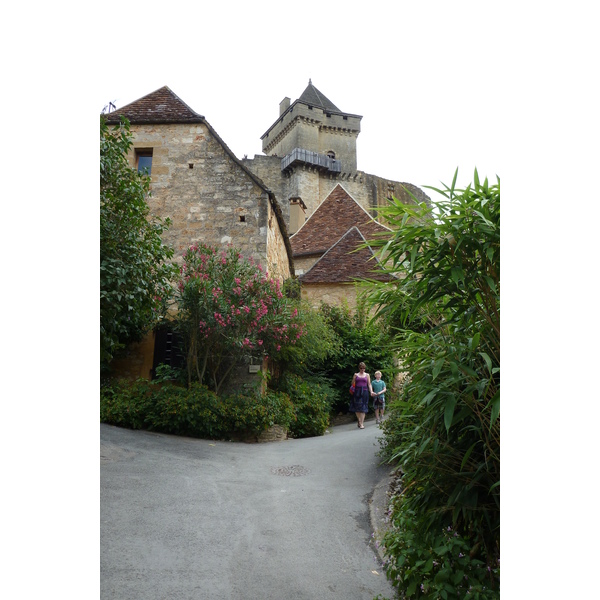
top-left (349, 384), bottom-right (355, 394)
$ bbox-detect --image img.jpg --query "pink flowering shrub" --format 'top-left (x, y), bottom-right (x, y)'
top-left (176, 243), bottom-right (304, 393)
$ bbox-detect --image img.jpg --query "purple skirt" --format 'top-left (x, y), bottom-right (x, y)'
top-left (349, 387), bottom-right (369, 413)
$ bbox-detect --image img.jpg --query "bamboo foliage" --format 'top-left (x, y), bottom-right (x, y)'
top-left (365, 170), bottom-right (500, 557)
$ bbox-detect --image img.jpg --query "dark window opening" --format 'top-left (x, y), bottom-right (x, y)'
top-left (152, 325), bottom-right (185, 379)
top-left (343, 116), bottom-right (348, 120)
top-left (189, 163), bottom-right (194, 169)
top-left (239, 215), bottom-right (246, 222)
top-left (136, 149), bottom-right (153, 175)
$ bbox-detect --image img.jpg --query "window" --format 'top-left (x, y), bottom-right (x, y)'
top-left (136, 149), bottom-right (153, 175)
top-left (327, 151), bottom-right (336, 159)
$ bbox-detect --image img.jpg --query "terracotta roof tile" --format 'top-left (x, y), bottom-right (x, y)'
top-left (103, 86), bottom-right (204, 124)
top-left (300, 227), bottom-right (393, 283)
top-left (290, 184), bottom-right (390, 257)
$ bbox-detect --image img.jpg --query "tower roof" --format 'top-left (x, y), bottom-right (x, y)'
top-left (103, 86), bottom-right (205, 124)
top-left (290, 184), bottom-right (390, 257)
top-left (298, 80), bottom-right (341, 112)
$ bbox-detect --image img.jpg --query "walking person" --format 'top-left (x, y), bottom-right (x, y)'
top-left (371, 370), bottom-right (386, 424)
top-left (350, 362), bottom-right (373, 429)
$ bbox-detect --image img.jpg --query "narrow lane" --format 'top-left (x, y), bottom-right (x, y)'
top-left (101, 420), bottom-right (395, 599)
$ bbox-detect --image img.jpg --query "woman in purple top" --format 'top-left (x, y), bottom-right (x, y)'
top-left (350, 362), bottom-right (373, 429)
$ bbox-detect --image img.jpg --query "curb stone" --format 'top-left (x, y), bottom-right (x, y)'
top-left (370, 467), bottom-right (395, 564)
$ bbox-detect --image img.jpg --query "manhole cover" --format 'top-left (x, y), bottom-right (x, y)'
top-left (270, 465), bottom-right (310, 477)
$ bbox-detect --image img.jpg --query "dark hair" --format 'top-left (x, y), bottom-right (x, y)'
top-left (358, 362), bottom-right (366, 369)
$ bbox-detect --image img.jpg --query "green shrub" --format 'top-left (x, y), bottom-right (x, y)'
top-left (100, 378), bottom-right (156, 430)
top-left (367, 170), bottom-right (500, 593)
top-left (147, 382), bottom-right (221, 438)
top-left (276, 373), bottom-right (332, 438)
top-left (153, 363), bottom-right (187, 386)
top-left (381, 505), bottom-right (499, 599)
top-left (101, 378), bottom-right (297, 439)
top-left (262, 389), bottom-right (296, 431)
top-left (219, 388), bottom-right (294, 435)
top-left (316, 302), bottom-right (398, 414)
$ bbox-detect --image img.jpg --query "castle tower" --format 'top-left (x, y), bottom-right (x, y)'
top-left (261, 80), bottom-right (362, 173)
top-left (248, 80), bottom-right (362, 220)
top-left (244, 81), bottom-right (429, 234)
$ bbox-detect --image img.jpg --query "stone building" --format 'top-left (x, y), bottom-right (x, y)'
top-left (242, 80), bottom-right (429, 234)
top-left (242, 80), bottom-right (429, 310)
top-left (103, 86), bottom-right (293, 380)
top-left (290, 184), bottom-right (395, 308)
top-left (103, 86), bottom-right (293, 281)
top-left (102, 82), bottom-right (427, 381)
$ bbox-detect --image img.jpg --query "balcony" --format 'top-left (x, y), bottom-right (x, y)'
top-left (281, 148), bottom-right (342, 174)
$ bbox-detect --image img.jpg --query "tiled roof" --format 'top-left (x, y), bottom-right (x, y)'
top-left (290, 184), bottom-right (390, 257)
top-left (300, 227), bottom-right (393, 283)
top-left (298, 80), bottom-right (341, 112)
top-left (103, 86), bottom-right (205, 124)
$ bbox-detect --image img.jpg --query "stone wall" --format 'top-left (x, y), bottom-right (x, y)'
top-left (266, 200), bottom-right (292, 282)
top-left (261, 103), bottom-right (361, 172)
top-left (112, 124), bottom-right (294, 382)
top-left (128, 122), bottom-right (273, 269)
top-left (300, 282), bottom-right (358, 309)
top-left (293, 255), bottom-right (319, 276)
top-left (242, 155), bottom-right (289, 222)
top-left (109, 332), bottom-right (156, 380)
top-left (244, 156), bottom-right (429, 232)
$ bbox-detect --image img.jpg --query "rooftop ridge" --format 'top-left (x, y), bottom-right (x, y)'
top-left (290, 184), bottom-right (390, 256)
top-left (103, 86), bottom-right (205, 124)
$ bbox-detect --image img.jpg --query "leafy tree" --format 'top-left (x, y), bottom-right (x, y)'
top-left (273, 297), bottom-right (340, 377)
top-left (366, 170), bottom-right (500, 591)
top-left (317, 301), bottom-right (398, 413)
top-left (175, 243), bottom-right (305, 393)
top-left (100, 116), bottom-right (175, 369)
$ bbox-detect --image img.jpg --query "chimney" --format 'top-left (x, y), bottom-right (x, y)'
top-left (279, 97), bottom-right (291, 116)
top-left (288, 197), bottom-right (307, 234)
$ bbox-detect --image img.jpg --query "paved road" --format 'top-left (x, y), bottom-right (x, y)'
top-left (101, 419), bottom-right (396, 600)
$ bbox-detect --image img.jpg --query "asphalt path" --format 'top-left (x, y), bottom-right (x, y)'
top-left (101, 419), bottom-right (396, 600)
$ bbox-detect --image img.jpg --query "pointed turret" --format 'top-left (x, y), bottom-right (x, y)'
top-left (260, 81), bottom-right (362, 173)
top-left (297, 80), bottom-right (341, 112)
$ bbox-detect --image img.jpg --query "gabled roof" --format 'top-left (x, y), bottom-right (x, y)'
top-left (103, 86), bottom-right (205, 124)
top-left (300, 227), bottom-right (393, 284)
top-left (298, 80), bottom-right (341, 112)
top-left (290, 184), bottom-right (390, 257)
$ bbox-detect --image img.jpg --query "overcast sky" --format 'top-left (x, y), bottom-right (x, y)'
top-left (93, 3), bottom-right (596, 208)
top-left (95, 2), bottom-right (517, 197)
